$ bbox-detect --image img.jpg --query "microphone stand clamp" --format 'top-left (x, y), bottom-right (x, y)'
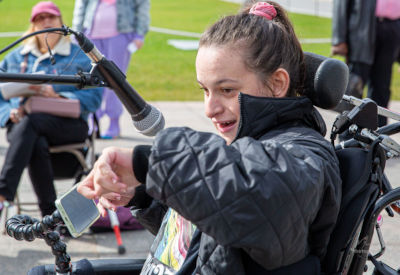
top-left (5, 210), bottom-right (72, 274)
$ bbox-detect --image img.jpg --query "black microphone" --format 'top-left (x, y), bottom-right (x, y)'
top-left (74, 32), bottom-right (164, 136)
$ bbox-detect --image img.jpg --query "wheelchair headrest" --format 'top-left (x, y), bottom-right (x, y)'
top-left (303, 52), bottom-right (349, 109)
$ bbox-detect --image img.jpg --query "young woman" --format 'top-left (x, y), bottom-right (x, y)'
top-left (78, 2), bottom-right (341, 274)
top-left (0, 1), bottom-right (102, 217)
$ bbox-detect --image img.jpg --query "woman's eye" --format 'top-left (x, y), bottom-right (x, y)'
top-left (222, 88), bottom-right (233, 93)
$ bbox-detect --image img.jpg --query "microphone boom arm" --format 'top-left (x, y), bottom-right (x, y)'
top-left (0, 59), bottom-right (153, 121)
top-left (0, 71), bottom-right (105, 90)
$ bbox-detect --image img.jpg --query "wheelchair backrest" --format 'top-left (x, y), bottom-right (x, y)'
top-left (321, 145), bottom-right (384, 274)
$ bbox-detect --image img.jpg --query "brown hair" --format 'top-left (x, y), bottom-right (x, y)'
top-left (199, 1), bottom-right (304, 97)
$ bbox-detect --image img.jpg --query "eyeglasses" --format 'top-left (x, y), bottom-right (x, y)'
top-left (34, 14), bottom-right (57, 22)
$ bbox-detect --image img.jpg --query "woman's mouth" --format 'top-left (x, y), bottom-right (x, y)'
top-left (216, 120), bottom-right (236, 133)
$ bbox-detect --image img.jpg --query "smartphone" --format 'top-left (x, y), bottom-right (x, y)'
top-left (55, 185), bottom-right (100, 238)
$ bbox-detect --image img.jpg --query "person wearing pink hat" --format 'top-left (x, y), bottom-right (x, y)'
top-left (0, 1), bottom-right (102, 218)
top-left (30, 1), bottom-right (61, 22)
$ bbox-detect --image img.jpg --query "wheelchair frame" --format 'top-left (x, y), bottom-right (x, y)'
top-left (328, 95), bottom-right (400, 275)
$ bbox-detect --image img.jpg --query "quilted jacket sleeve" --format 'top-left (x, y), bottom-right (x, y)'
top-left (146, 127), bottom-right (341, 268)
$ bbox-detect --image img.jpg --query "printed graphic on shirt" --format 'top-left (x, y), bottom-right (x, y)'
top-left (141, 208), bottom-right (197, 274)
top-left (140, 255), bottom-right (175, 275)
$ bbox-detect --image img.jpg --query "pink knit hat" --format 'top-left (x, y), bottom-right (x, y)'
top-left (30, 1), bottom-right (61, 22)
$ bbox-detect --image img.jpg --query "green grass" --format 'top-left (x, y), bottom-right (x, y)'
top-left (291, 13), bottom-right (331, 39)
top-left (150, 0), bottom-right (240, 33)
top-left (1, 0), bottom-right (400, 101)
top-left (127, 32), bottom-right (201, 101)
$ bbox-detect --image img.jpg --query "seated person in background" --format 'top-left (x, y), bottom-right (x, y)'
top-left (79, 1), bottom-right (341, 274)
top-left (0, 1), bottom-right (102, 217)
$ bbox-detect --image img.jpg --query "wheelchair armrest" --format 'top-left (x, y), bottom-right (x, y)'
top-left (90, 258), bottom-right (145, 275)
top-left (28, 258), bottom-right (145, 275)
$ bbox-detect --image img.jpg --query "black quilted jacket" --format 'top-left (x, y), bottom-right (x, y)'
top-left (131, 93), bottom-right (342, 274)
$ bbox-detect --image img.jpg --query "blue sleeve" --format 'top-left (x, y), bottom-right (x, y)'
top-left (0, 55), bottom-right (20, 127)
top-left (0, 95), bottom-right (21, 128)
top-left (0, 58), bottom-right (7, 71)
top-left (0, 96), bottom-right (12, 127)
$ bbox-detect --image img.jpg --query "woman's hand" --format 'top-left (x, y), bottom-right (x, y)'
top-left (77, 147), bottom-right (140, 216)
top-left (29, 84), bottom-right (60, 98)
top-left (9, 106), bottom-right (25, 123)
top-left (132, 39), bottom-right (144, 50)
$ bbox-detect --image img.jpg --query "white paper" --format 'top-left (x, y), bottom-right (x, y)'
top-left (0, 82), bottom-right (36, 100)
top-left (0, 71), bottom-right (45, 100)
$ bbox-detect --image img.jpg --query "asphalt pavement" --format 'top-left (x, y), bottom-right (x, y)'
top-left (0, 101), bottom-right (399, 274)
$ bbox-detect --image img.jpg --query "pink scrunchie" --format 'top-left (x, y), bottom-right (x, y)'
top-left (249, 2), bottom-right (277, 20)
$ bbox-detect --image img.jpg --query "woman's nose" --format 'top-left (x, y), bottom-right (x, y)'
top-left (204, 92), bottom-right (223, 118)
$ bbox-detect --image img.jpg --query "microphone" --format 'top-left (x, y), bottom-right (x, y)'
top-left (74, 32), bottom-right (164, 136)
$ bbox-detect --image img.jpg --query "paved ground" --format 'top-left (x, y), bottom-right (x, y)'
top-left (0, 100), bottom-right (399, 274)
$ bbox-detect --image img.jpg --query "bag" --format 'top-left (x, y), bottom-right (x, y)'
top-left (90, 206), bottom-right (143, 233)
top-left (24, 96), bottom-right (80, 118)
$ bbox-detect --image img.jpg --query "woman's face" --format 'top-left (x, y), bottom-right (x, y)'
top-left (196, 45), bottom-right (273, 144)
top-left (33, 13), bottom-right (62, 31)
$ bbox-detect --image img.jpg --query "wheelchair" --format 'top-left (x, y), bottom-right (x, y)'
top-left (5, 53), bottom-right (400, 275)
